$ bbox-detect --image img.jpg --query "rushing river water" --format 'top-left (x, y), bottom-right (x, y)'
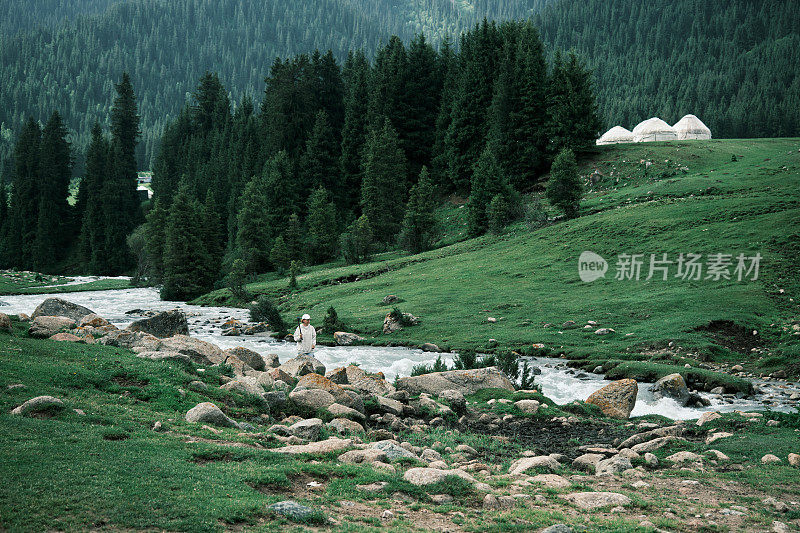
top-left (1, 285), bottom-right (797, 420)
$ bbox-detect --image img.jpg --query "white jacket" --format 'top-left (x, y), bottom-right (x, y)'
top-left (293, 323), bottom-right (316, 353)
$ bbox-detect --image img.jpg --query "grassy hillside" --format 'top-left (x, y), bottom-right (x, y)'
top-left (194, 138), bottom-right (800, 377)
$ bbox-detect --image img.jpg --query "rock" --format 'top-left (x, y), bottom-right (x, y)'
top-left (155, 335), bottom-right (224, 364)
top-left (264, 353), bottom-right (281, 368)
top-left (220, 377), bottom-right (266, 399)
top-left (572, 453), bottom-right (604, 473)
top-left (98, 329), bottom-right (160, 350)
top-left (327, 418), bottom-right (364, 435)
top-left (266, 500), bottom-right (316, 522)
top-left (761, 454), bottom-right (782, 465)
top-left (531, 474), bottom-right (571, 489)
top-left (279, 354), bottom-right (326, 378)
top-left (652, 373), bottom-right (690, 405)
top-left (10, 395), bottom-right (65, 416)
top-left (396, 367), bottom-right (514, 396)
top-left (224, 347), bottom-right (265, 371)
top-left (268, 368), bottom-right (295, 385)
top-left (187, 380), bottom-right (207, 391)
top-left (415, 395), bottom-right (453, 417)
top-left (383, 311), bottom-right (419, 333)
top-left (705, 432), bottom-right (733, 445)
top-left (788, 453), bottom-right (800, 467)
top-left (483, 494), bottom-right (516, 510)
top-left (79, 314), bottom-right (110, 328)
top-left (295, 373), bottom-right (355, 408)
top-left (564, 492), bottom-right (631, 510)
top-left (185, 402), bottom-right (237, 428)
top-left (127, 309), bottom-right (189, 338)
top-left (596, 456), bottom-right (633, 476)
top-left (541, 525), bottom-right (573, 533)
top-left (371, 440), bottom-right (419, 461)
top-left (697, 411), bottom-right (722, 426)
top-left (0, 312), bottom-right (12, 332)
top-left (631, 436), bottom-right (684, 453)
top-left (421, 448), bottom-right (443, 462)
top-left (31, 298), bottom-right (95, 322)
top-left (710, 386), bottom-right (725, 395)
top-left (585, 379), bottom-right (638, 419)
top-left (594, 328), bottom-right (615, 335)
top-left (263, 390), bottom-right (286, 410)
top-left (731, 364), bottom-right (744, 372)
top-left (619, 425), bottom-right (684, 449)
top-left (376, 396), bottom-right (404, 415)
top-left (706, 449), bottom-right (729, 461)
top-left (420, 343), bottom-right (441, 352)
top-left (288, 418), bottom-right (323, 440)
top-left (345, 365), bottom-right (395, 396)
top-left (508, 455), bottom-right (559, 475)
top-left (438, 389), bottom-right (466, 412)
top-left (644, 453), bottom-right (659, 467)
top-left (49, 332), bottom-right (84, 342)
top-left (355, 481), bottom-right (388, 494)
top-left (333, 331), bottom-right (364, 345)
top-left (383, 295), bottom-right (399, 304)
top-left (272, 437), bottom-right (353, 455)
top-left (28, 316), bottom-right (76, 338)
top-left (403, 467), bottom-right (478, 488)
top-left (666, 451), bottom-right (702, 463)
top-left (137, 351), bottom-right (192, 364)
top-left (456, 444), bottom-right (478, 456)
top-left (514, 399), bottom-right (541, 414)
top-left (327, 403), bottom-right (365, 421)
top-left (339, 448), bottom-right (387, 464)
top-left (289, 388), bottom-right (336, 411)
top-left (773, 521), bottom-right (791, 533)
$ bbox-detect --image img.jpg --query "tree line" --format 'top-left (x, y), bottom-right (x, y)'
top-left (138, 20), bottom-right (598, 300)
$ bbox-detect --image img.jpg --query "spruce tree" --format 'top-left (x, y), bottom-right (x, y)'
top-left (33, 111), bottom-right (72, 271)
top-left (431, 36), bottom-right (457, 188)
top-left (360, 119), bottom-right (407, 244)
top-left (284, 213), bottom-right (304, 263)
top-left (311, 50), bottom-right (345, 141)
top-left (340, 214), bottom-right (373, 264)
top-left (143, 198), bottom-right (168, 282)
top-left (192, 71), bottom-right (230, 133)
top-left (262, 150), bottom-right (298, 235)
top-left (301, 110), bottom-right (340, 205)
top-left (305, 187), bottom-right (338, 264)
top-left (548, 51), bottom-right (602, 155)
top-left (236, 173), bottom-right (272, 274)
top-left (404, 34), bottom-right (441, 179)
top-left (467, 145), bottom-right (520, 236)
top-left (79, 122), bottom-right (110, 273)
top-left (6, 117), bottom-right (42, 268)
top-left (399, 166), bottom-right (438, 254)
top-left (546, 148), bottom-right (582, 219)
top-left (270, 235), bottom-right (290, 273)
top-left (161, 183), bottom-right (214, 301)
top-left (0, 176), bottom-right (7, 266)
top-left (340, 50), bottom-right (370, 214)
top-left (201, 189), bottom-right (224, 281)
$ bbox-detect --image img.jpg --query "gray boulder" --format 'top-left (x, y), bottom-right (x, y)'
top-left (31, 298), bottom-right (95, 322)
top-left (127, 309), bottom-right (189, 338)
top-left (279, 354), bottom-right (326, 378)
top-left (28, 316), bottom-right (76, 338)
top-left (0, 312), bottom-right (12, 332)
top-left (288, 418), bottom-right (323, 440)
top-left (185, 402), bottom-right (237, 428)
top-left (267, 500), bottom-right (316, 522)
top-left (652, 373), bottom-right (690, 405)
top-left (585, 379), bottom-right (638, 419)
top-left (396, 366), bottom-right (514, 396)
top-left (595, 456), bottom-right (633, 476)
top-left (372, 440), bottom-right (419, 461)
top-left (11, 395), bottom-right (65, 416)
top-left (224, 346), bottom-right (265, 371)
top-left (289, 388), bottom-right (336, 411)
top-left (333, 331), bottom-right (364, 345)
top-left (327, 418), bottom-right (365, 435)
top-left (155, 335), bottom-right (224, 365)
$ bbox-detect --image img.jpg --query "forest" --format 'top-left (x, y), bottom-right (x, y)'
top-left (0, 20), bottom-right (600, 300)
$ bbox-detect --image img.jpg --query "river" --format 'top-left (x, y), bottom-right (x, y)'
top-left (1, 285), bottom-right (797, 420)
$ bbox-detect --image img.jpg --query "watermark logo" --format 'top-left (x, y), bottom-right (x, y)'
top-left (578, 251), bottom-right (762, 282)
top-left (578, 251), bottom-right (608, 282)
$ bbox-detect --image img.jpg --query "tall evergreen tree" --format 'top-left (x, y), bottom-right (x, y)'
top-left (79, 122), bottom-right (110, 273)
top-left (33, 111), bottom-right (72, 270)
top-left (201, 189), bottom-right (224, 281)
top-left (6, 117), bottom-right (41, 268)
top-left (404, 34), bottom-right (442, 179)
top-left (548, 51), bottom-right (602, 155)
top-left (236, 173), bottom-right (272, 274)
top-left (284, 213), bottom-right (304, 263)
top-left (305, 187), bottom-right (338, 265)
top-left (143, 197), bottom-right (168, 282)
top-left (360, 119), bottom-right (407, 244)
top-left (311, 50), bottom-right (345, 142)
top-left (161, 183), bottom-right (214, 301)
top-left (430, 36), bottom-right (457, 187)
top-left (546, 148), bottom-right (582, 219)
top-left (399, 166), bottom-right (438, 254)
top-left (339, 49), bottom-right (371, 215)
top-left (467, 144), bottom-right (519, 236)
top-left (301, 110), bottom-right (340, 206)
top-left (192, 71), bottom-right (231, 134)
top-left (0, 175), bottom-right (7, 266)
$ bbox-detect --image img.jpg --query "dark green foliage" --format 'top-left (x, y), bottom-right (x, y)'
top-left (323, 306), bottom-right (346, 333)
top-left (480, 350), bottom-right (522, 386)
top-left (160, 184), bottom-right (214, 301)
top-left (269, 236), bottom-right (290, 273)
top-left (467, 145), bottom-right (520, 236)
top-left (411, 355), bottom-right (449, 377)
top-left (236, 174), bottom-right (272, 274)
top-left (79, 122), bottom-right (111, 273)
top-left (547, 51), bottom-right (602, 155)
top-left (288, 260), bottom-right (300, 290)
top-left (389, 307), bottom-right (416, 327)
top-left (141, 199), bottom-right (168, 283)
top-left (452, 349), bottom-right (478, 370)
top-left (4, 118), bottom-right (41, 268)
top-left (545, 148), bottom-right (582, 219)
top-left (339, 50), bottom-right (371, 215)
top-left (361, 119), bottom-right (407, 244)
top-left (301, 110), bottom-right (340, 207)
top-left (340, 214), bottom-right (373, 264)
top-left (399, 166), bottom-right (437, 254)
top-left (249, 295), bottom-right (286, 335)
top-left (226, 258), bottom-right (250, 302)
top-left (305, 187), bottom-right (338, 265)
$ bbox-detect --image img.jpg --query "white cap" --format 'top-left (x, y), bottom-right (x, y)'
top-left (301, 314), bottom-right (311, 320)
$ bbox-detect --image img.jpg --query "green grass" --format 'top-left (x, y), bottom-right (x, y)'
top-left (0, 271), bottom-right (131, 295)
top-left (192, 139), bottom-right (800, 379)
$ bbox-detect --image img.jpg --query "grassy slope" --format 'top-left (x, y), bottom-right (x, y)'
top-left (0, 271), bottom-right (131, 295)
top-left (194, 139), bottom-right (800, 376)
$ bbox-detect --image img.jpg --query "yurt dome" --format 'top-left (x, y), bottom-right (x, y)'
top-left (596, 126), bottom-right (635, 145)
top-left (632, 117), bottom-right (677, 142)
top-left (673, 114), bottom-right (712, 140)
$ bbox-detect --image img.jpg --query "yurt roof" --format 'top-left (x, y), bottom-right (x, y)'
top-left (632, 117), bottom-right (676, 135)
top-left (598, 126), bottom-right (634, 141)
top-left (673, 114), bottom-right (711, 135)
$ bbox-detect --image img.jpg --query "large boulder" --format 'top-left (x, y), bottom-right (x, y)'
top-left (31, 298), bottom-right (95, 322)
top-left (79, 314), bottom-right (111, 328)
top-left (403, 468), bottom-right (480, 488)
top-left (278, 354), bottom-right (326, 378)
top-left (272, 437), bottom-right (353, 455)
top-left (224, 347), bottom-right (265, 371)
top-left (289, 388), bottom-right (336, 411)
top-left (98, 329), bottom-right (160, 350)
top-left (288, 418), bottom-right (323, 440)
top-left (28, 316), bottom-right (76, 338)
top-left (185, 402), bottom-right (238, 428)
top-left (334, 331), bottom-right (364, 345)
top-left (396, 367), bottom-right (514, 396)
top-left (127, 309), bottom-right (189, 338)
top-left (294, 373), bottom-right (357, 408)
top-left (11, 395), bottom-right (65, 416)
top-left (221, 376), bottom-right (267, 399)
top-left (383, 312), bottom-right (419, 334)
top-left (508, 455), bottom-right (560, 475)
top-left (0, 312), bottom-right (12, 332)
top-left (586, 379), bottom-right (638, 419)
top-left (345, 365), bottom-right (395, 396)
top-left (564, 492), bottom-right (631, 510)
top-left (651, 373), bottom-right (690, 405)
top-left (155, 335), bottom-right (224, 365)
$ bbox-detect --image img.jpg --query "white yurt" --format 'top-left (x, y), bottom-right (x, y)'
top-left (673, 114), bottom-right (712, 140)
top-left (596, 126), bottom-right (635, 145)
top-left (632, 117), bottom-right (678, 142)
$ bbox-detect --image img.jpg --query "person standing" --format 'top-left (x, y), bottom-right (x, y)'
top-left (293, 313), bottom-right (316, 354)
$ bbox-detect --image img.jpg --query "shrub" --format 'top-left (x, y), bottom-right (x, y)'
top-left (546, 148), bottom-right (582, 218)
top-left (323, 306), bottom-right (346, 332)
top-left (226, 258), bottom-right (250, 302)
top-left (288, 260), bottom-right (300, 290)
top-left (452, 349), bottom-right (478, 370)
top-left (524, 198), bottom-right (548, 229)
top-left (249, 295), bottom-right (286, 335)
top-left (389, 307), bottom-right (417, 327)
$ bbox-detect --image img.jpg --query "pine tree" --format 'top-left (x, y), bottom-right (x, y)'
top-left (404, 34), bottom-right (441, 179)
top-left (399, 166), bottom-right (438, 253)
top-left (548, 51), bottom-right (602, 155)
top-left (201, 189), bottom-right (224, 281)
top-left (236, 173), bottom-right (271, 274)
top-left (546, 148), bottom-right (582, 219)
top-left (311, 50), bottom-right (345, 141)
top-left (431, 36), bottom-right (457, 188)
top-left (161, 183), bottom-right (214, 301)
top-left (340, 214), bottom-right (373, 264)
top-left (270, 235), bottom-right (290, 273)
top-left (79, 122), bottom-right (110, 273)
top-left (33, 111), bottom-right (72, 271)
top-left (6, 117), bottom-right (42, 268)
top-left (143, 198), bottom-right (168, 282)
top-left (467, 144), bottom-right (520, 236)
top-left (305, 187), bottom-right (338, 264)
top-left (192, 71), bottom-right (230, 133)
top-left (340, 50), bottom-right (371, 215)
top-left (360, 119), bottom-right (407, 244)
top-left (301, 110), bottom-right (340, 205)
top-left (262, 150), bottom-right (298, 235)
top-left (284, 213), bottom-right (304, 263)
top-left (0, 175), bottom-right (7, 266)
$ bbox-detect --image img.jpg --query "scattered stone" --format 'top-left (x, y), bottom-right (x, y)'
top-left (667, 451), bottom-right (702, 463)
top-left (594, 328), bottom-right (615, 335)
top-left (596, 456), bottom-right (633, 476)
top-left (295, 373), bottom-right (355, 407)
top-left (531, 474), bottom-right (570, 489)
top-left (28, 316), bottom-right (76, 338)
top-left (327, 418), bottom-right (364, 435)
top-left (333, 331), bottom-right (364, 345)
top-left (652, 373), bottom-right (690, 405)
top-left (381, 510), bottom-right (394, 520)
top-left (383, 311), bottom-right (419, 333)
top-left (430, 494), bottom-right (453, 504)
top-left (264, 353), bottom-right (281, 368)
top-left (224, 347), bottom-right (265, 371)
top-left (420, 343), bottom-right (441, 352)
top-left (631, 480), bottom-right (649, 489)
top-left (382, 295), bottom-right (399, 304)
top-left (762, 454), bottom-right (782, 465)
top-left (355, 481), bottom-right (388, 494)
top-left (289, 388), bottom-right (336, 411)
top-left (155, 335), bottom-right (224, 364)
top-left (644, 453), bottom-right (659, 467)
top-left (705, 449), bottom-right (730, 461)
top-left (763, 497), bottom-right (789, 513)
top-left (705, 432), bottom-right (733, 445)
top-left (327, 403), bottom-right (365, 421)
top-left (585, 379), bottom-right (638, 419)
top-left (508, 455), bottom-right (559, 475)
top-left (438, 389), bottom-right (466, 412)
top-left (455, 444), bottom-right (478, 456)
top-left (514, 399), bottom-right (541, 414)
top-left (403, 468), bottom-right (479, 488)
top-left (267, 500), bottom-right (316, 522)
top-left (731, 365), bottom-right (744, 372)
top-left (541, 525), bottom-right (573, 533)
top-left (697, 411), bottom-right (722, 426)
top-left (49, 332), bottom-right (84, 342)
top-left (572, 453), bottom-right (604, 473)
top-left (127, 309), bottom-right (189, 338)
top-left (137, 351), bottom-right (192, 364)
top-left (340, 449), bottom-right (388, 464)
top-left (272, 437), bottom-right (353, 455)
top-left (483, 494), bottom-right (515, 510)
top-left (396, 367), bottom-right (515, 396)
top-left (31, 298), bottom-right (95, 322)
top-left (487, 317), bottom-right (497, 323)
top-left (185, 402), bottom-right (237, 428)
top-left (773, 521), bottom-right (791, 533)
top-left (372, 440), bottom-right (419, 461)
top-left (376, 396), bottom-right (404, 415)
top-left (344, 365), bottom-right (396, 396)
top-left (288, 418), bottom-right (323, 441)
top-left (421, 448), bottom-right (443, 462)
top-left (152, 421), bottom-right (162, 431)
top-left (10, 395), bottom-right (65, 416)
top-left (279, 354), bottom-right (326, 378)
top-left (0, 312), bottom-right (12, 332)
top-left (787, 453), bottom-right (800, 467)
top-left (709, 386), bottom-right (725, 395)
top-left (631, 436), bottom-right (683, 453)
top-left (221, 377), bottom-right (267, 399)
top-left (564, 492), bottom-right (631, 510)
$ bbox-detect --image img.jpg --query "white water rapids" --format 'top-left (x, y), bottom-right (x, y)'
top-left (1, 285), bottom-right (797, 420)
